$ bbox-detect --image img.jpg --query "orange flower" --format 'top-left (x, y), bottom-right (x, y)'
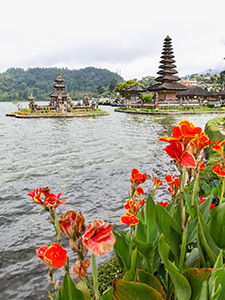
top-left (82, 220), bottom-right (115, 256)
top-left (130, 168), bottom-right (147, 186)
top-left (124, 199), bottom-right (136, 214)
top-left (178, 120), bottom-right (202, 138)
top-left (136, 187), bottom-right (144, 195)
top-left (120, 212), bottom-right (139, 226)
top-left (213, 163), bottom-right (225, 178)
top-left (158, 126), bottom-right (183, 143)
top-left (44, 244), bottom-right (67, 269)
top-left (28, 188), bottom-right (43, 206)
top-left (189, 132), bottom-right (212, 157)
top-left (212, 140), bottom-right (225, 156)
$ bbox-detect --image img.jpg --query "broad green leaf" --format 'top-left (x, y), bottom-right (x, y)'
top-left (146, 193), bottom-right (158, 243)
top-left (123, 248), bottom-right (137, 281)
top-left (112, 278), bottom-right (166, 300)
top-left (134, 239), bottom-right (154, 272)
top-left (113, 231), bottom-right (131, 272)
top-left (209, 250), bottom-right (225, 300)
top-left (102, 287), bottom-right (114, 300)
top-left (198, 281), bottom-right (208, 300)
top-left (137, 269), bottom-right (167, 299)
top-left (57, 273), bottom-right (86, 300)
top-left (202, 182), bottom-right (210, 197)
top-left (136, 219), bottom-right (146, 242)
top-left (197, 209), bottom-right (219, 267)
top-left (209, 203), bottom-right (225, 249)
top-left (76, 280), bottom-right (91, 300)
top-left (185, 248), bottom-right (200, 268)
top-left (155, 203), bottom-right (182, 258)
top-left (183, 268), bottom-right (214, 300)
top-left (158, 234), bottom-right (191, 300)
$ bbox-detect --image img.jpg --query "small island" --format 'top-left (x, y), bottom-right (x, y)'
top-left (6, 73), bottom-right (109, 118)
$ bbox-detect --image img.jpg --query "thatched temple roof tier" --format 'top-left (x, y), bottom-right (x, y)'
top-left (148, 82), bottom-right (188, 91)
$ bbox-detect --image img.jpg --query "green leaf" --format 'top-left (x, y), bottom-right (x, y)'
top-left (76, 280), bottom-right (91, 300)
top-left (136, 219), bottom-right (146, 242)
top-left (113, 230), bottom-right (131, 272)
top-left (123, 248), bottom-right (137, 281)
top-left (209, 250), bottom-right (225, 300)
top-left (155, 203), bottom-right (182, 258)
top-left (146, 193), bottom-right (158, 243)
top-left (158, 234), bottom-right (192, 300)
top-left (57, 273), bottom-right (86, 300)
top-left (185, 248), bottom-right (200, 268)
top-left (202, 182), bottom-right (210, 197)
top-left (137, 269), bottom-right (167, 299)
top-left (209, 203), bottom-right (225, 249)
top-left (134, 239), bottom-right (154, 273)
top-left (112, 278), bottom-right (166, 300)
top-left (198, 281), bottom-right (208, 300)
top-left (102, 287), bottom-right (114, 300)
top-left (183, 268), bottom-right (214, 300)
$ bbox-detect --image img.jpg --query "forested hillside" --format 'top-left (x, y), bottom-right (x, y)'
top-left (0, 67), bottom-right (124, 101)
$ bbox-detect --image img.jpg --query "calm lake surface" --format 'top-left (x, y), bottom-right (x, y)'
top-left (1, 102), bottom-right (224, 299)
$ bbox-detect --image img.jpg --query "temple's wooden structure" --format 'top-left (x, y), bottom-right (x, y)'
top-left (148, 35), bottom-right (187, 103)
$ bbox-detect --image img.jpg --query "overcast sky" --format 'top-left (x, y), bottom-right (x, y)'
top-left (1, 0), bottom-right (225, 80)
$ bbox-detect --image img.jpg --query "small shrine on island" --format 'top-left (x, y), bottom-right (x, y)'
top-left (148, 35), bottom-right (187, 104)
top-left (28, 73), bottom-right (96, 113)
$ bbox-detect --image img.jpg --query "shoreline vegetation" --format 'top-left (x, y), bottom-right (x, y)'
top-left (6, 108), bottom-right (109, 118)
top-left (115, 107), bottom-right (225, 115)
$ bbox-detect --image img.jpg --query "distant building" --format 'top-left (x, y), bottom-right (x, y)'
top-left (148, 35), bottom-right (187, 101)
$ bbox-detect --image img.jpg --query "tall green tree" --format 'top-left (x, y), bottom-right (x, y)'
top-left (114, 79), bottom-right (144, 99)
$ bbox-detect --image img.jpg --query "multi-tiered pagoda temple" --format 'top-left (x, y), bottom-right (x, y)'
top-left (49, 73), bottom-right (69, 107)
top-left (148, 35), bottom-right (187, 101)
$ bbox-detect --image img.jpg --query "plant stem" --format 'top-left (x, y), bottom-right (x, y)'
top-left (92, 253), bottom-right (101, 300)
top-left (219, 177), bottom-right (225, 205)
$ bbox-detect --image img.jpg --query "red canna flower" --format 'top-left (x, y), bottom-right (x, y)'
top-left (199, 196), bottom-right (206, 203)
top-left (213, 163), bottom-right (225, 178)
top-left (82, 220), bottom-right (115, 256)
top-left (199, 163), bottom-right (205, 173)
top-left (158, 126), bottom-right (183, 143)
top-left (44, 193), bottom-right (66, 209)
top-left (44, 244), bottom-right (67, 269)
top-left (28, 188), bottom-right (43, 205)
top-left (164, 140), bottom-right (196, 168)
top-left (124, 199), bottom-right (136, 214)
top-left (120, 212), bottom-right (139, 226)
top-left (136, 187), bottom-right (144, 195)
top-left (130, 168), bottom-right (148, 186)
top-left (36, 245), bottom-right (51, 268)
top-left (212, 140), bottom-right (225, 157)
top-left (178, 120), bottom-right (202, 138)
top-left (210, 203), bottom-right (216, 210)
top-left (159, 201), bottom-right (169, 208)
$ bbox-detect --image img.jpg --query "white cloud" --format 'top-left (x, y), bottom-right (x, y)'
top-left (1, 0), bottom-right (225, 79)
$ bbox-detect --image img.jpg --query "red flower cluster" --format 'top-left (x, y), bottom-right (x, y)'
top-left (121, 168), bottom-right (147, 226)
top-left (159, 201), bottom-right (168, 208)
top-left (28, 187), bottom-right (66, 211)
top-left (159, 120), bottom-right (211, 172)
top-left (165, 174), bottom-right (180, 198)
top-left (44, 244), bottom-right (68, 269)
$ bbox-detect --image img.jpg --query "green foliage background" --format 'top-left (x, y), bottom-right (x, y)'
top-left (0, 67), bottom-right (123, 101)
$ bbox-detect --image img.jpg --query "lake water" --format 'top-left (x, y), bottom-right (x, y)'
top-left (0, 102), bottom-right (224, 299)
